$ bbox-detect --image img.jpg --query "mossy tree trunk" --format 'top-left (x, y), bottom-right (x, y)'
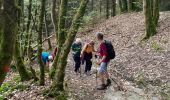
top-left (14, 39), bottom-right (32, 81)
top-left (38, 0), bottom-right (46, 86)
top-left (24, 0), bottom-right (33, 56)
top-left (51, 0), bottom-right (60, 38)
top-left (50, 0), bottom-right (89, 95)
top-left (153, 0), bottom-right (159, 26)
top-left (14, 0), bottom-right (32, 82)
top-left (0, 0), bottom-right (18, 86)
top-left (111, 0), bottom-right (116, 17)
top-left (143, 0), bottom-right (158, 39)
top-left (122, 0), bottom-right (128, 12)
top-left (128, 0), bottom-right (133, 11)
top-left (50, 0), bottom-right (68, 79)
top-left (118, 0), bottom-right (123, 12)
top-left (106, 0), bottom-right (109, 19)
top-left (45, 10), bottom-right (52, 50)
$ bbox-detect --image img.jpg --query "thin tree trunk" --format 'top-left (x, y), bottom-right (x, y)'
top-left (49, 0), bottom-right (68, 79)
top-left (14, 39), bottom-right (32, 81)
top-left (45, 10), bottom-right (52, 50)
top-left (106, 0), bottom-right (109, 19)
top-left (122, 0), bottom-right (128, 12)
top-left (128, 0), bottom-right (133, 11)
top-left (50, 0), bottom-right (89, 96)
top-left (51, 0), bottom-right (60, 43)
top-left (91, 0), bottom-right (94, 11)
top-left (28, 21), bottom-right (38, 81)
top-left (99, 0), bottom-right (102, 17)
top-left (118, 0), bottom-right (123, 12)
top-left (24, 0), bottom-right (33, 56)
top-left (38, 0), bottom-right (46, 86)
top-left (0, 0), bottom-right (18, 86)
top-left (111, 0), bottom-right (116, 17)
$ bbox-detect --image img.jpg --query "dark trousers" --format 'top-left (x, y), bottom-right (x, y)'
top-left (73, 55), bottom-right (81, 72)
top-left (84, 52), bottom-right (92, 72)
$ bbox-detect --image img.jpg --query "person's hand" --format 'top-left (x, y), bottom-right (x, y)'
top-left (96, 61), bottom-right (101, 65)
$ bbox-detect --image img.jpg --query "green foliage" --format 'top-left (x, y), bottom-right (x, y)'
top-left (80, 11), bottom-right (101, 28)
top-left (133, 0), bottom-right (143, 11)
top-left (0, 82), bottom-right (12, 94)
top-left (160, 0), bottom-right (170, 11)
top-left (0, 96), bottom-right (5, 100)
top-left (151, 41), bottom-right (163, 51)
top-left (12, 83), bottom-right (30, 91)
top-left (134, 71), bottom-right (149, 88)
top-left (159, 83), bottom-right (170, 100)
top-left (0, 75), bottom-right (22, 98)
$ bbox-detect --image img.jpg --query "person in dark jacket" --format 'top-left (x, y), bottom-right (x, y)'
top-left (71, 38), bottom-right (82, 73)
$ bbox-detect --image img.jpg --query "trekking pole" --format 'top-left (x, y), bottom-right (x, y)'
top-left (94, 55), bottom-right (98, 89)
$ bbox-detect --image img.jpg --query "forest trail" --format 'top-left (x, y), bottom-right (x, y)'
top-left (6, 12), bottom-right (170, 100)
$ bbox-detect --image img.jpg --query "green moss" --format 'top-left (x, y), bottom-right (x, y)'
top-left (151, 41), bottom-right (163, 51)
top-left (12, 83), bottom-right (30, 91)
top-left (0, 82), bottom-right (12, 94)
top-left (0, 96), bottom-right (5, 100)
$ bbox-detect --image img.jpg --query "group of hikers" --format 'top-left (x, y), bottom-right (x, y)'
top-left (40, 32), bottom-right (115, 90)
top-left (71, 32), bottom-right (115, 90)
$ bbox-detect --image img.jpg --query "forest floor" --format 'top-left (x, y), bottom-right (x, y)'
top-left (1, 12), bottom-right (170, 100)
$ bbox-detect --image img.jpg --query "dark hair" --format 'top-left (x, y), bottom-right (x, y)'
top-left (96, 32), bottom-right (103, 40)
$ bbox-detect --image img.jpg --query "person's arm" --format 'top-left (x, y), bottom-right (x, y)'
top-left (81, 44), bottom-right (87, 55)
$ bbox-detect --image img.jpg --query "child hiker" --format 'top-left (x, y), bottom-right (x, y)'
top-left (81, 40), bottom-right (95, 75)
top-left (71, 38), bottom-right (82, 74)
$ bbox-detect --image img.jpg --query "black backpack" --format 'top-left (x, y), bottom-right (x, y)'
top-left (104, 40), bottom-right (116, 60)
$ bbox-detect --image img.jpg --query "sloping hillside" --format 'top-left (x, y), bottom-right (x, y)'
top-left (5, 12), bottom-right (170, 100)
top-left (66, 12), bottom-right (170, 100)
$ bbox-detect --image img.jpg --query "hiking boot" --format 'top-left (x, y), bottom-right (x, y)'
top-left (106, 79), bottom-right (111, 87)
top-left (97, 84), bottom-right (106, 90)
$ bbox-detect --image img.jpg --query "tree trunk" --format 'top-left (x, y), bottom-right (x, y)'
top-left (51, 0), bottom-right (60, 39)
top-left (153, 0), bottom-right (159, 26)
top-left (99, 0), bottom-right (102, 16)
top-left (45, 10), bottom-right (52, 50)
top-left (111, 0), bottom-right (116, 17)
top-left (118, 0), bottom-right (123, 12)
top-left (0, 0), bottom-right (18, 86)
top-left (50, 0), bottom-right (89, 96)
top-left (122, 0), bottom-right (128, 12)
top-left (91, 0), bottom-right (94, 11)
top-left (128, 0), bottom-right (133, 11)
top-left (24, 0), bottom-right (33, 56)
top-left (106, 0), bottom-right (109, 19)
top-left (14, 0), bottom-right (32, 82)
top-left (38, 0), bottom-right (46, 86)
top-left (49, 0), bottom-right (68, 79)
top-left (143, 0), bottom-right (156, 39)
top-left (14, 39), bottom-right (32, 81)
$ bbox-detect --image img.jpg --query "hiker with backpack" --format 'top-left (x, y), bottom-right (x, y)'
top-left (96, 32), bottom-right (115, 90)
top-left (71, 38), bottom-right (82, 74)
top-left (41, 51), bottom-right (53, 71)
top-left (80, 40), bottom-right (96, 75)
